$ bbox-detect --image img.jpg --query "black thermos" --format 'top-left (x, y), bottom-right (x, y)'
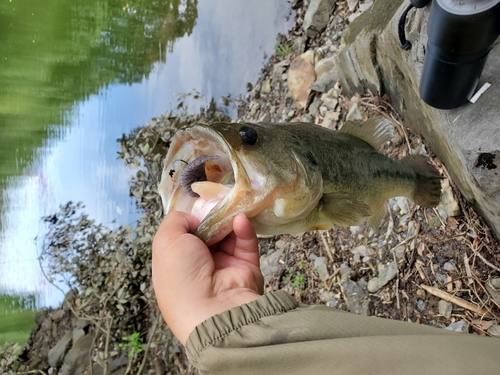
top-left (419, 0), bottom-right (500, 109)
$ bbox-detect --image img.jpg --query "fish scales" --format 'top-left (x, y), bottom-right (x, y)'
top-left (159, 119), bottom-right (442, 245)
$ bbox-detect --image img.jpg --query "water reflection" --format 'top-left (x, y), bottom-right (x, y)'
top-left (0, 0), bottom-right (293, 309)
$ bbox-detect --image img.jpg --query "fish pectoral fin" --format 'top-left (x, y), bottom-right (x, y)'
top-left (319, 193), bottom-right (371, 227)
top-left (367, 203), bottom-right (388, 230)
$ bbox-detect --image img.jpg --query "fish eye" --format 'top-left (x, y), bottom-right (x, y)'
top-left (239, 126), bottom-right (258, 145)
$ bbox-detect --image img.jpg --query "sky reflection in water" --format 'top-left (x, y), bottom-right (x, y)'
top-left (0, 0), bottom-right (294, 308)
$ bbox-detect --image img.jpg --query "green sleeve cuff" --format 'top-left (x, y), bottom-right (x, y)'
top-left (186, 290), bottom-right (297, 360)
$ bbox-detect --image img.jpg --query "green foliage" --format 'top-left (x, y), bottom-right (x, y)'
top-left (119, 332), bottom-right (143, 358)
top-left (0, 295), bottom-right (36, 347)
top-left (35, 104), bottom-right (229, 372)
top-left (291, 273), bottom-right (306, 288)
top-left (275, 41), bottom-right (293, 58)
top-left (0, 0), bottom-right (198, 188)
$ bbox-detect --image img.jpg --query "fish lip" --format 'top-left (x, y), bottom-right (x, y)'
top-left (159, 124), bottom-right (251, 223)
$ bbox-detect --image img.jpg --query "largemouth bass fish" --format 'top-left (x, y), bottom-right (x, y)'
top-left (158, 118), bottom-right (442, 245)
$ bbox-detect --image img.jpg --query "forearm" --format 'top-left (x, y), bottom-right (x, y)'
top-left (186, 291), bottom-right (500, 375)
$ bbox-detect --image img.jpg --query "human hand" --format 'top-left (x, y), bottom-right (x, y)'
top-left (152, 211), bottom-right (263, 345)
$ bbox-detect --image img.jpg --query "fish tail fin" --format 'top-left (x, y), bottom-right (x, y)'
top-left (403, 155), bottom-right (443, 207)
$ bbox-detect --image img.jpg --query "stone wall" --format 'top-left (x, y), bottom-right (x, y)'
top-left (336, 0), bottom-right (500, 239)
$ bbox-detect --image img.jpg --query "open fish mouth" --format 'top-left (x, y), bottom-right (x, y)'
top-left (158, 125), bottom-right (254, 228)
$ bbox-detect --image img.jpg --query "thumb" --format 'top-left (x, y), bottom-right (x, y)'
top-left (231, 214), bottom-right (260, 266)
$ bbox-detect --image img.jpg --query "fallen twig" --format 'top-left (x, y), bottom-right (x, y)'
top-left (463, 253), bottom-right (474, 285)
top-left (420, 284), bottom-right (492, 317)
top-left (137, 313), bottom-right (161, 375)
top-left (319, 231), bottom-right (334, 262)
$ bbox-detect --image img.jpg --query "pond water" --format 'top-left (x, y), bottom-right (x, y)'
top-left (0, 0), bottom-right (294, 339)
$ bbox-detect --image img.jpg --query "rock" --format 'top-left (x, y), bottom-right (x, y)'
top-left (312, 56), bottom-right (339, 93)
top-left (395, 197), bottom-right (409, 215)
top-left (393, 244), bottom-right (406, 261)
top-left (34, 309), bottom-right (49, 325)
top-left (48, 330), bottom-right (73, 368)
top-left (292, 0), bottom-right (304, 10)
top-left (75, 319), bottom-right (91, 330)
top-left (260, 247), bottom-right (286, 284)
top-left (485, 278), bottom-right (500, 307)
top-left (310, 71), bottom-right (338, 93)
top-left (407, 220), bottom-right (416, 237)
top-left (320, 91), bottom-right (338, 110)
top-left (292, 36), bottom-right (305, 55)
top-left (92, 355), bottom-right (129, 375)
top-left (347, 0), bottom-right (359, 11)
top-left (314, 257), bottom-right (329, 281)
top-left (41, 316), bottom-right (53, 332)
top-left (327, 299), bottom-right (339, 308)
top-left (417, 299), bottom-right (426, 311)
top-left (416, 289), bottom-right (426, 300)
top-left (345, 96), bottom-right (363, 121)
top-left (437, 179), bottom-right (460, 218)
top-left (272, 59), bottom-right (290, 81)
top-left (308, 96), bottom-right (322, 116)
top-left (258, 112), bottom-right (271, 122)
top-left (339, 264), bottom-right (352, 283)
top-left (301, 114), bottom-right (313, 122)
top-left (487, 323), bottom-right (500, 338)
top-left (445, 320), bottom-right (469, 333)
top-left (51, 309), bottom-right (66, 323)
top-left (314, 55), bottom-right (337, 80)
top-left (288, 51), bottom-right (316, 109)
top-left (438, 300), bottom-right (452, 319)
top-left (72, 328), bottom-right (86, 344)
top-left (336, 0), bottom-right (500, 241)
top-left (367, 261), bottom-right (398, 292)
top-left (303, 0), bottom-right (338, 37)
top-left (342, 280), bottom-right (370, 315)
top-left (59, 334), bottom-right (94, 375)
top-left (443, 262), bottom-right (457, 272)
top-left (261, 78), bottom-right (271, 94)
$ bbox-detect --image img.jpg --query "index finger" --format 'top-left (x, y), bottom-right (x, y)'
top-left (153, 211), bottom-right (200, 254)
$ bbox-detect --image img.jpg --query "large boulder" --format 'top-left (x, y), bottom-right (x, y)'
top-left (336, 0), bottom-right (500, 239)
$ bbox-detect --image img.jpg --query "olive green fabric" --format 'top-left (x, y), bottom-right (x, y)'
top-left (186, 291), bottom-right (500, 374)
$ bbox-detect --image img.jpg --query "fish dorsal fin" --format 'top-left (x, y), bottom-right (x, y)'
top-left (340, 117), bottom-right (394, 149)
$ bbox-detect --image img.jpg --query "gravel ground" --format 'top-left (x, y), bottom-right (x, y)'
top-left (236, 0), bottom-right (500, 337)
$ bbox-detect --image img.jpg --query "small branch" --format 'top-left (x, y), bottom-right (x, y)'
top-left (420, 284), bottom-right (492, 317)
top-left (319, 231), bottom-right (334, 262)
top-left (391, 248), bottom-right (400, 310)
top-left (136, 313), bottom-right (161, 375)
top-left (103, 315), bottom-right (113, 375)
top-left (463, 253), bottom-right (474, 285)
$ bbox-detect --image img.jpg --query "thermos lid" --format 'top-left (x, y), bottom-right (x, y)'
top-left (437, 0), bottom-right (500, 15)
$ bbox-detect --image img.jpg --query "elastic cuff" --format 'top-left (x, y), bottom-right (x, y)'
top-left (186, 290), bottom-right (298, 359)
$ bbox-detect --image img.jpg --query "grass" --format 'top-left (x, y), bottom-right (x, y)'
top-left (0, 294), bottom-right (36, 347)
top-left (275, 41), bottom-right (293, 58)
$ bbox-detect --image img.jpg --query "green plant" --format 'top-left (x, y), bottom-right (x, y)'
top-left (275, 41), bottom-right (293, 58)
top-left (119, 332), bottom-right (143, 358)
top-left (291, 273), bottom-right (306, 288)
